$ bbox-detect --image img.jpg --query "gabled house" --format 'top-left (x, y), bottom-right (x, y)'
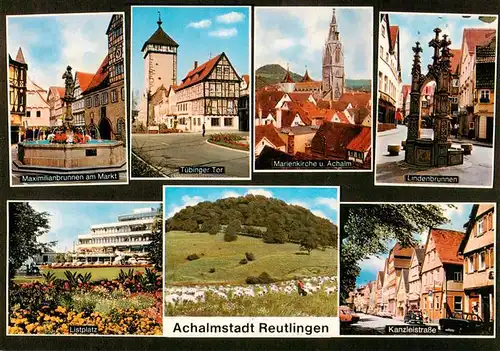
top-left (420, 228), bottom-right (465, 323)
top-left (407, 247), bottom-right (426, 310)
top-left (255, 124), bottom-right (286, 156)
top-left (458, 204), bottom-right (495, 323)
top-left (386, 243), bottom-right (413, 316)
top-left (375, 270), bottom-right (385, 313)
top-left (396, 269), bottom-right (410, 318)
top-left (47, 86), bottom-right (65, 127)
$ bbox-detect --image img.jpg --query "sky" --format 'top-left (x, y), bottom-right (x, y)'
top-left (7, 13), bottom-right (117, 92)
top-left (354, 203), bottom-right (475, 287)
top-left (25, 202), bottom-right (160, 252)
top-left (385, 13), bottom-right (498, 85)
top-left (132, 6), bottom-right (250, 95)
top-left (164, 186), bottom-right (339, 225)
top-left (255, 7), bottom-right (373, 80)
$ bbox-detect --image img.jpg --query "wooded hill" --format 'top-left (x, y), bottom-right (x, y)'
top-left (166, 195), bottom-right (338, 250)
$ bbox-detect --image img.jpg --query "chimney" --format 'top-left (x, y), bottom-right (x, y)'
top-left (287, 132), bottom-right (295, 154)
top-left (194, 61), bottom-right (198, 69)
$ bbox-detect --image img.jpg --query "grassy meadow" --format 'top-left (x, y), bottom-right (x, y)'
top-left (165, 231), bottom-right (337, 284)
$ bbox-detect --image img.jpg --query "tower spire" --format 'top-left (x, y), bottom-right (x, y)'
top-left (157, 11), bottom-right (162, 27)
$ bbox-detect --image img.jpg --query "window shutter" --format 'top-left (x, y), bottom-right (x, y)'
top-left (474, 253), bottom-right (478, 271)
top-left (485, 250), bottom-right (489, 269)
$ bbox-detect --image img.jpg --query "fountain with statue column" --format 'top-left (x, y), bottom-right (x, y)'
top-left (15, 66), bottom-right (125, 172)
top-left (404, 28), bottom-right (464, 168)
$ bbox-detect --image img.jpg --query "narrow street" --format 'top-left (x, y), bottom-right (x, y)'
top-left (132, 132), bottom-right (250, 178)
top-left (341, 313), bottom-right (445, 335)
top-left (375, 125), bottom-right (493, 186)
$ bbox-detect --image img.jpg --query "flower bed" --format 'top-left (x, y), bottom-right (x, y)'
top-left (208, 133), bottom-right (249, 151)
top-left (9, 268), bottom-right (162, 335)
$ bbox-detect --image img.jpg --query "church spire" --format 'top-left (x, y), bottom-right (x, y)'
top-left (157, 11), bottom-right (162, 27)
top-left (15, 47), bottom-right (26, 64)
top-left (328, 8), bottom-right (339, 41)
top-left (282, 64), bottom-right (294, 83)
top-left (301, 66), bottom-right (313, 82)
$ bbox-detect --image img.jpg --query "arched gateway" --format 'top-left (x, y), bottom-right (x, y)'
top-left (405, 28), bottom-right (464, 167)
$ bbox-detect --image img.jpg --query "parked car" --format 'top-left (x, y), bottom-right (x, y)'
top-left (404, 310), bottom-right (424, 325)
top-left (377, 311), bottom-right (393, 319)
top-left (339, 306), bottom-right (360, 325)
top-left (439, 312), bottom-right (492, 334)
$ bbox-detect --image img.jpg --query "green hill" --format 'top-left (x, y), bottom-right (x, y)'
top-left (255, 64), bottom-right (371, 92)
top-left (166, 231), bottom-right (337, 284)
top-left (167, 194), bottom-right (338, 248)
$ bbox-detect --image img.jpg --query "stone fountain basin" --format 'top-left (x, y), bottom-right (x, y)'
top-left (18, 140), bottom-right (125, 169)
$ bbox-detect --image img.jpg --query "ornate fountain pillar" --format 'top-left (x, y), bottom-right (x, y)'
top-left (433, 32), bottom-right (452, 167)
top-left (405, 42), bottom-right (423, 164)
top-left (61, 66), bottom-right (76, 131)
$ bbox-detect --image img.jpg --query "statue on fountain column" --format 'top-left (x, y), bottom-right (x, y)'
top-left (62, 65), bottom-right (76, 128)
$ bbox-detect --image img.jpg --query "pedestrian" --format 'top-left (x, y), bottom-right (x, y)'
top-left (202, 122), bottom-right (205, 137)
top-left (297, 280), bottom-right (307, 296)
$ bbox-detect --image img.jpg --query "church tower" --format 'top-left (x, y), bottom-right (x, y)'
top-left (142, 13), bottom-right (179, 95)
top-left (279, 64), bottom-right (295, 93)
top-left (322, 8), bottom-right (345, 101)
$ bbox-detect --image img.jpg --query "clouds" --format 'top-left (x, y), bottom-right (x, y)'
top-left (216, 12), bottom-right (245, 24)
top-left (187, 11), bottom-right (246, 39)
top-left (7, 13), bottom-right (112, 92)
top-left (247, 188), bottom-right (273, 198)
top-left (166, 195), bottom-right (205, 219)
top-left (255, 7), bottom-right (372, 80)
top-left (388, 13), bottom-right (498, 84)
top-left (209, 28), bottom-right (238, 38)
top-left (187, 19), bottom-right (211, 29)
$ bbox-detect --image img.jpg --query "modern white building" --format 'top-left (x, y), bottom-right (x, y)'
top-left (71, 207), bottom-right (158, 265)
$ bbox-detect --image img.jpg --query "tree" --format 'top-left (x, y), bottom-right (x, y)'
top-left (224, 219), bottom-right (241, 242)
top-left (299, 234), bottom-right (318, 255)
top-left (207, 218), bottom-right (221, 235)
top-left (147, 205), bottom-right (163, 270)
top-left (339, 204), bottom-right (450, 304)
top-left (55, 253), bottom-right (67, 263)
top-left (263, 213), bottom-right (287, 243)
top-left (8, 202), bottom-right (52, 284)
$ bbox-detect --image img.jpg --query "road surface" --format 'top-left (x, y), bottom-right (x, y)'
top-left (375, 125), bottom-right (493, 186)
top-left (132, 132), bottom-right (250, 178)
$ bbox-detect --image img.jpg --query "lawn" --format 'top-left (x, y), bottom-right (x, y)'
top-left (14, 267), bottom-right (146, 283)
top-left (166, 231), bottom-right (337, 284)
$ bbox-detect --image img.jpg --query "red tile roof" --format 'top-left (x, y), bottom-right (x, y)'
top-left (449, 49), bottom-right (461, 74)
top-left (15, 47), bottom-right (26, 64)
top-left (346, 126), bottom-right (371, 152)
top-left (288, 92), bottom-right (313, 103)
top-left (49, 86), bottom-right (65, 98)
top-left (311, 122), bottom-right (367, 159)
top-left (281, 108), bottom-right (311, 127)
top-left (389, 26), bottom-right (399, 49)
top-left (300, 69), bottom-right (313, 82)
top-left (281, 69), bottom-right (294, 83)
top-left (338, 92), bottom-right (371, 108)
top-left (76, 71), bottom-right (95, 92)
top-left (176, 54), bottom-right (223, 91)
top-left (255, 124), bottom-right (286, 148)
top-left (255, 90), bottom-right (285, 117)
top-left (430, 228), bottom-right (465, 265)
top-left (242, 74), bottom-right (250, 85)
top-left (84, 55), bottom-right (109, 94)
top-left (331, 111), bottom-right (350, 124)
top-left (462, 28), bottom-right (496, 54)
top-left (392, 242), bottom-right (414, 258)
top-left (316, 99), bottom-right (350, 111)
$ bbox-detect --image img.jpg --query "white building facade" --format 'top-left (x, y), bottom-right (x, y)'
top-left (72, 207), bottom-right (158, 265)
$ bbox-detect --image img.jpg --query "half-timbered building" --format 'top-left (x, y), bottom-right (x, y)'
top-left (9, 47), bottom-right (28, 143)
top-left (174, 52), bottom-right (241, 132)
top-left (82, 14), bottom-right (125, 141)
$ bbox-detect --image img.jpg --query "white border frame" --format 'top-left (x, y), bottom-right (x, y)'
top-left (339, 201), bottom-right (496, 339)
top-left (162, 185), bottom-right (341, 328)
top-left (6, 12), bottom-right (130, 188)
top-left (129, 5), bottom-right (252, 181)
top-left (374, 11), bottom-right (498, 188)
top-left (5, 200), bottom-right (163, 337)
top-left (252, 6), bottom-right (374, 174)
